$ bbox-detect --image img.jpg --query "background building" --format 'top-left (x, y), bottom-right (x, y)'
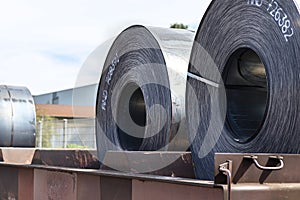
top-left (33, 84), bottom-right (98, 149)
top-left (33, 84), bottom-right (98, 106)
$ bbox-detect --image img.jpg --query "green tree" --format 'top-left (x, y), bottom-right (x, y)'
top-left (170, 23), bottom-right (188, 29)
top-left (36, 115), bottom-right (57, 148)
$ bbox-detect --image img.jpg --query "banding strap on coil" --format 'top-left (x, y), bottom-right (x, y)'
top-left (187, 72), bottom-right (220, 88)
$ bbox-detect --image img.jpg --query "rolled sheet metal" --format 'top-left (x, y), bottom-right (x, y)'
top-left (0, 85), bottom-right (36, 147)
top-left (96, 25), bottom-right (194, 156)
top-left (186, 0), bottom-right (300, 180)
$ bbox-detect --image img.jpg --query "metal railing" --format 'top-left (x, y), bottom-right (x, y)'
top-left (36, 118), bottom-right (96, 149)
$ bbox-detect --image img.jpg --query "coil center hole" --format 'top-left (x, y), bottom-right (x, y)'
top-left (223, 48), bottom-right (268, 143)
top-left (117, 83), bottom-right (146, 150)
top-left (129, 88), bottom-right (146, 127)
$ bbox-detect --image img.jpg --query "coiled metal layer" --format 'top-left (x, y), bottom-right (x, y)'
top-left (0, 85), bottom-right (36, 147)
top-left (96, 25), bottom-right (194, 159)
top-left (187, 0), bottom-right (300, 180)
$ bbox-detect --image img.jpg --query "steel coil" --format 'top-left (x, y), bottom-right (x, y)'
top-left (187, 0), bottom-right (300, 180)
top-left (0, 85), bottom-right (36, 147)
top-left (96, 25), bottom-right (194, 159)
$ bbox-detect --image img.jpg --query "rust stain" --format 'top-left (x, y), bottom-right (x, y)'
top-left (31, 149), bottom-right (100, 169)
top-left (46, 171), bottom-right (77, 200)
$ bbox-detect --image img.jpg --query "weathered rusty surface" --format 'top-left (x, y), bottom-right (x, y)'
top-left (215, 153), bottom-right (300, 184)
top-left (0, 166), bottom-right (18, 200)
top-left (231, 183), bottom-right (300, 200)
top-left (1, 153), bottom-right (300, 199)
top-left (100, 177), bottom-right (132, 200)
top-left (132, 179), bottom-right (224, 200)
top-left (0, 148), bottom-right (35, 164)
top-left (101, 151), bottom-right (195, 178)
top-left (34, 169), bottom-right (77, 200)
top-left (77, 174), bottom-right (101, 200)
top-left (32, 149), bottom-right (99, 169)
top-left (18, 168), bottom-right (34, 200)
top-left (0, 148), bottom-right (100, 169)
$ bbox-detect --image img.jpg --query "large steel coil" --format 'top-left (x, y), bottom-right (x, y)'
top-left (96, 25), bottom-right (194, 159)
top-left (0, 85), bottom-right (36, 147)
top-left (186, 0), bottom-right (300, 180)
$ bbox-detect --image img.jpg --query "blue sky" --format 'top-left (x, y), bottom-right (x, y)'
top-left (0, 0), bottom-right (211, 95)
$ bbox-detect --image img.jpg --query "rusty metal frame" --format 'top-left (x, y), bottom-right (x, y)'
top-left (214, 153), bottom-right (300, 184)
top-left (1, 151), bottom-right (300, 199)
top-left (218, 160), bottom-right (232, 200)
top-left (214, 153), bottom-right (300, 200)
top-left (0, 162), bottom-right (223, 200)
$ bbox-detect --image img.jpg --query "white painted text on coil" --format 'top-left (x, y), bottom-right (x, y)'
top-left (247, 0), bottom-right (263, 6)
top-left (247, 0), bottom-right (294, 42)
top-left (101, 90), bottom-right (108, 110)
top-left (101, 55), bottom-right (119, 110)
top-left (105, 55), bottom-right (119, 85)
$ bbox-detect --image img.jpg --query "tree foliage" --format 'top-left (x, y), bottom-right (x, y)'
top-left (36, 115), bottom-right (57, 148)
top-left (170, 23), bottom-right (188, 29)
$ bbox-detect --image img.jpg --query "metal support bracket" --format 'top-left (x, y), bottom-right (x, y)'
top-left (218, 160), bottom-right (232, 200)
top-left (244, 155), bottom-right (284, 170)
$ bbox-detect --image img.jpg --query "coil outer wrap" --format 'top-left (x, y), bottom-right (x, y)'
top-left (187, 0), bottom-right (300, 180)
top-left (96, 26), bottom-right (194, 159)
top-left (0, 85), bottom-right (36, 147)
